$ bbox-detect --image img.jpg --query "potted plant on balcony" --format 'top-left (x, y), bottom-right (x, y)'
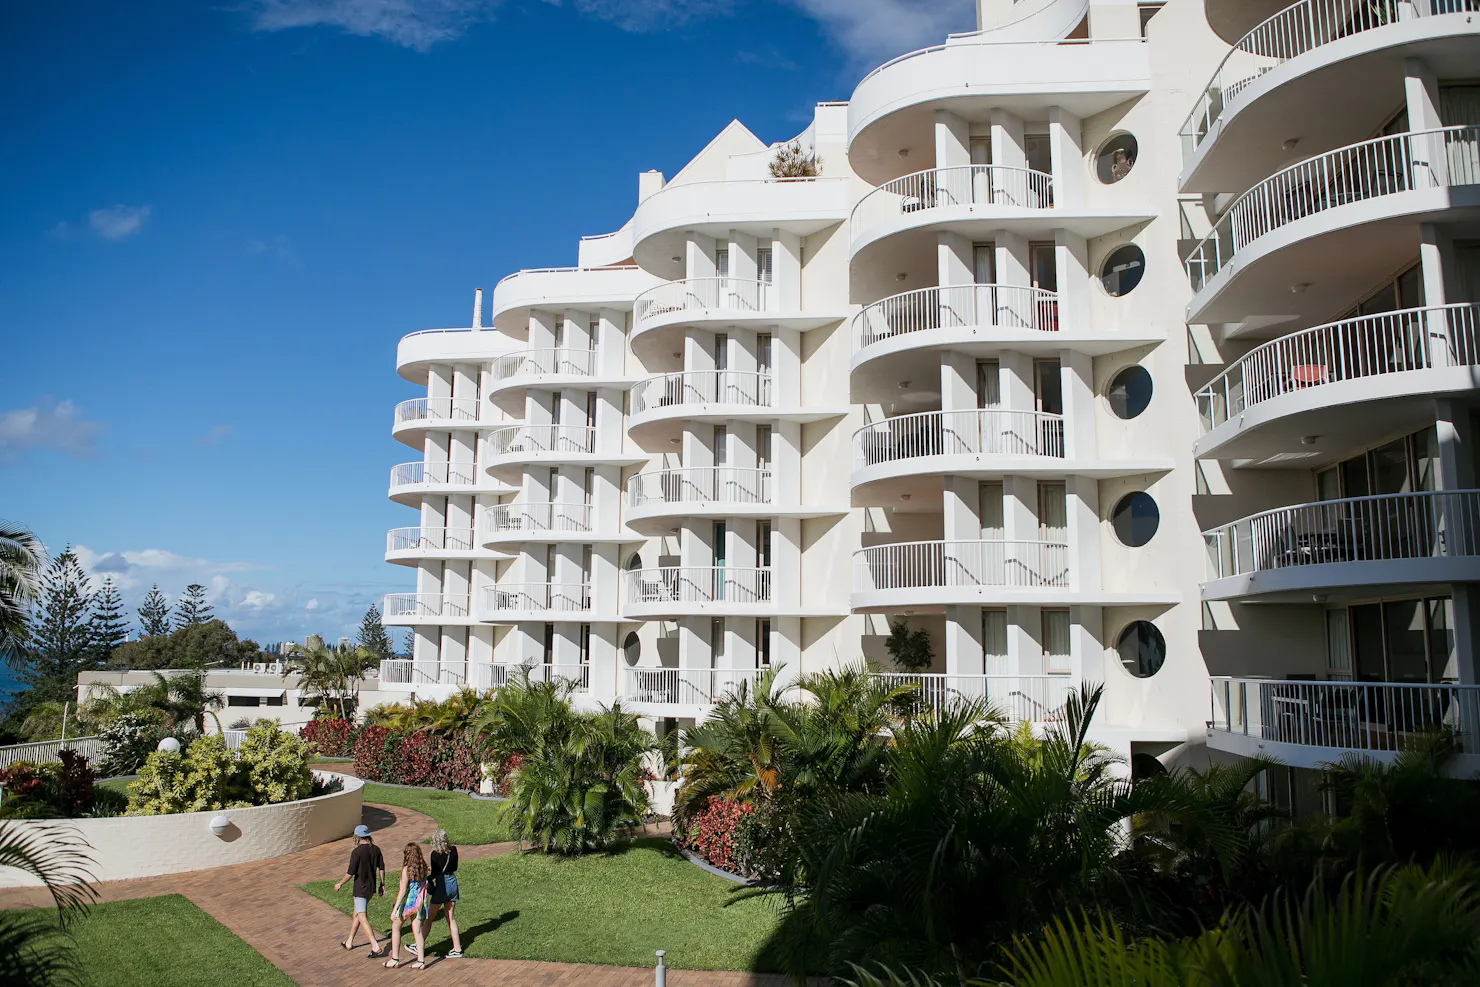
top-left (885, 620), bottom-right (933, 672)
top-left (769, 140), bottom-right (821, 179)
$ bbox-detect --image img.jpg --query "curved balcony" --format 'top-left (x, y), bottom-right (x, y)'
top-left (852, 539), bottom-right (1069, 612)
top-left (396, 327), bottom-right (523, 385)
top-left (381, 593), bottom-right (473, 625)
top-left (379, 659), bottom-right (466, 690)
top-left (627, 370), bottom-right (769, 438)
top-left (630, 177), bottom-right (849, 273)
top-left (625, 467), bottom-right (771, 529)
top-left (481, 582), bottom-right (594, 623)
top-left (1209, 676), bottom-right (1480, 769)
top-left (1180, 0), bottom-right (1480, 194)
top-left (621, 667), bottom-right (765, 717)
top-left (470, 661), bottom-right (590, 693)
top-left (629, 278), bottom-right (846, 364)
top-left (623, 566), bottom-right (774, 619)
top-left (392, 397), bottom-right (483, 447)
top-left (1195, 304), bottom-right (1480, 462)
top-left (869, 672), bottom-right (1077, 725)
top-left (485, 347), bottom-right (613, 411)
top-left (1202, 489), bottom-right (1480, 601)
top-left (1184, 127), bottom-right (1480, 326)
top-left (482, 503), bottom-right (594, 546)
top-left (488, 265), bottom-right (660, 335)
top-left (385, 527), bottom-right (478, 564)
top-left (389, 461), bottom-right (507, 504)
top-left (483, 424), bottom-right (637, 481)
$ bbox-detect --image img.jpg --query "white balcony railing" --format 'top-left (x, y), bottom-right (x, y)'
top-left (1210, 676), bottom-right (1480, 754)
top-left (0, 736), bottom-right (105, 769)
top-left (1197, 304), bottom-right (1480, 432)
top-left (870, 673), bottom-right (1077, 723)
top-left (1180, 0), bottom-right (1479, 156)
top-left (633, 278), bottom-right (773, 326)
top-left (381, 593), bottom-right (471, 620)
top-left (484, 503), bottom-right (593, 536)
top-left (469, 662), bottom-right (590, 692)
top-left (389, 461), bottom-right (477, 488)
top-left (625, 567), bottom-right (773, 607)
top-left (386, 527), bottom-right (476, 553)
top-left (627, 467), bottom-right (772, 509)
top-left (483, 583), bottom-right (592, 614)
top-left (379, 659), bottom-right (466, 687)
top-left (852, 165), bottom-right (1055, 242)
top-left (1186, 127), bottom-right (1480, 293)
top-left (853, 284), bottom-right (1060, 352)
top-left (853, 409), bottom-right (1066, 470)
top-left (630, 371), bottom-right (773, 416)
top-left (854, 540), bottom-right (1070, 593)
top-left (1203, 490), bottom-right (1480, 580)
top-left (622, 667), bottom-right (765, 707)
top-left (486, 424), bottom-right (596, 457)
top-left (394, 397), bottom-right (480, 426)
top-left (489, 347), bottom-right (597, 383)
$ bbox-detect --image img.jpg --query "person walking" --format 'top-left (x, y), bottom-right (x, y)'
top-left (382, 842), bottom-right (431, 970)
top-left (333, 824), bottom-right (385, 955)
top-left (423, 829), bottom-right (463, 959)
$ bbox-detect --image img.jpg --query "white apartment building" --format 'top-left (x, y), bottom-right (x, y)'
top-left (381, 0), bottom-right (1480, 790)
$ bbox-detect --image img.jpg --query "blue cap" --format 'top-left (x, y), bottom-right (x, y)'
top-left (354, 824), bottom-right (371, 838)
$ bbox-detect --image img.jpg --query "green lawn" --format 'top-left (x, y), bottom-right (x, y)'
top-left (302, 838), bottom-right (782, 970)
top-left (359, 783), bottom-right (511, 846)
top-left (96, 777), bottom-right (132, 794)
top-left (43, 894), bottom-right (294, 987)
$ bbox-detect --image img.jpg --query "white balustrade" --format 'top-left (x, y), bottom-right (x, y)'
top-left (379, 659), bottom-right (466, 687)
top-left (486, 424), bottom-right (596, 457)
top-left (852, 165), bottom-right (1055, 241)
top-left (633, 278), bottom-right (773, 326)
top-left (870, 673), bottom-right (1076, 724)
top-left (0, 736), bottom-right (104, 768)
top-left (853, 284), bottom-right (1060, 352)
top-left (1186, 127), bottom-right (1480, 293)
top-left (853, 409), bottom-right (1066, 470)
top-left (381, 593), bottom-right (471, 619)
top-left (1203, 490), bottom-right (1480, 580)
top-left (627, 467), bottom-right (772, 509)
top-left (469, 662), bottom-right (590, 692)
top-left (386, 527), bottom-right (476, 553)
top-left (622, 667), bottom-right (764, 707)
top-left (393, 397), bottom-right (480, 425)
top-left (484, 503), bottom-right (593, 536)
top-left (1210, 676), bottom-right (1480, 754)
top-left (630, 371), bottom-right (773, 415)
top-left (389, 461), bottom-right (477, 488)
top-left (625, 567), bottom-right (773, 606)
top-left (483, 583), bottom-right (592, 614)
top-left (854, 540), bottom-right (1070, 593)
top-left (489, 347), bottom-right (597, 382)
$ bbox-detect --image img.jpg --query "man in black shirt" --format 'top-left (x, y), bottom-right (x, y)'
top-left (333, 823), bottom-right (385, 954)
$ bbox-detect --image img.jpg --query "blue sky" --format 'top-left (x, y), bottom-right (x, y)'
top-left (1, 0), bottom-right (974, 644)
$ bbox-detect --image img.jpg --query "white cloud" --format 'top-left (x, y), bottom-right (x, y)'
top-left (0, 398), bottom-right (102, 462)
top-left (782, 0), bottom-right (976, 63)
top-left (547, 0), bottom-right (733, 31)
top-left (243, 590), bottom-right (277, 608)
top-left (306, 599), bottom-right (321, 610)
top-left (88, 204), bottom-right (151, 241)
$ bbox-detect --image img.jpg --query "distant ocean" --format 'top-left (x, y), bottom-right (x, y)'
top-left (0, 663), bottom-right (25, 698)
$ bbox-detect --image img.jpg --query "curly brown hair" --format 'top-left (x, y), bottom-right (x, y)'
top-left (402, 842), bottom-right (428, 882)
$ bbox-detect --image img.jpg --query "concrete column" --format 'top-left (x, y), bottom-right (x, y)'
top-left (774, 327), bottom-right (802, 410)
top-left (528, 311), bottom-right (556, 350)
top-left (1069, 606), bottom-right (1103, 685)
top-left (991, 110), bottom-right (1026, 171)
top-left (1435, 399), bottom-right (1476, 490)
top-left (1048, 107), bottom-right (1084, 209)
top-left (940, 349), bottom-right (976, 412)
top-left (729, 231), bottom-right (759, 283)
top-left (934, 109), bottom-right (970, 168)
top-left (773, 517), bottom-right (801, 617)
top-left (1006, 604), bottom-right (1038, 676)
top-left (996, 231), bottom-right (1030, 286)
top-left (685, 234), bottom-right (717, 281)
top-left (597, 308), bottom-right (626, 376)
top-left (937, 231), bottom-right (974, 287)
top-left (774, 421), bottom-right (802, 509)
top-left (1061, 349), bottom-right (1095, 459)
top-left (773, 230), bottom-right (802, 310)
top-left (943, 475), bottom-right (979, 541)
top-left (999, 351), bottom-right (1035, 411)
top-left (588, 625), bottom-right (619, 704)
top-left (772, 616), bottom-right (801, 685)
top-left (1066, 476), bottom-right (1101, 593)
top-left (944, 605), bottom-right (985, 678)
top-left (1404, 57), bottom-right (1443, 130)
top-left (1056, 232), bottom-right (1090, 332)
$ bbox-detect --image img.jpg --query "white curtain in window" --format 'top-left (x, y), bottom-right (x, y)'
top-left (1043, 609), bottom-right (1071, 674)
top-left (984, 610), bottom-right (1008, 676)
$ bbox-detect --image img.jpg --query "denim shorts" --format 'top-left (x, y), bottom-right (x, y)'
top-left (353, 896), bottom-right (370, 914)
top-left (431, 874), bottom-right (459, 904)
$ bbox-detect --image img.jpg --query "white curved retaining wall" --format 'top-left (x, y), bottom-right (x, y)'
top-left (0, 772), bottom-right (363, 887)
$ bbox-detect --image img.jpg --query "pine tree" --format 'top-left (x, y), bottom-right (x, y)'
top-left (9, 548), bottom-right (94, 707)
top-left (356, 604), bottom-right (395, 662)
top-left (173, 583), bottom-right (213, 631)
top-left (138, 584), bottom-right (171, 637)
top-left (89, 577), bottom-right (129, 662)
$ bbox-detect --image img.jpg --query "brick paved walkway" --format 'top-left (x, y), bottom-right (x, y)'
top-left (0, 801), bottom-right (792, 987)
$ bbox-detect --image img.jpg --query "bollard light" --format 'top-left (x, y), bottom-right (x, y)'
top-left (209, 815), bottom-right (231, 837)
top-left (655, 949), bottom-right (666, 987)
top-left (157, 737), bottom-right (182, 754)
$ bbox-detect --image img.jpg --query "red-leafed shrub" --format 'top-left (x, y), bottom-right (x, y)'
top-left (354, 725), bottom-right (397, 781)
top-left (301, 718), bottom-right (356, 758)
top-left (56, 749), bottom-right (95, 817)
top-left (394, 730), bottom-right (440, 788)
top-left (354, 726), bottom-right (482, 791)
top-left (0, 763), bottom-right (48, 801)
top-left (488, 753), bottom-right (523, 796)
top-left (677, 796), bottom-right (754, 874)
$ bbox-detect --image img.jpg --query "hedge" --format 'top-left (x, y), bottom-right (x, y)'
top-left (352, 725), bottom-right (482, 791)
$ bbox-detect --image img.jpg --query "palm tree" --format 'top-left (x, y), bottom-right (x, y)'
top-left (0, 521), bottom-right (47, 662)
top-left (97, 671), bottom-right (224, 735)
top-left (0, 821), bottom-right (97, 986)
top-left (288, 640), bottom-right (377, 721)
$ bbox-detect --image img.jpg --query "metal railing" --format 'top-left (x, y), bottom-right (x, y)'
top-left (853, 284), bottom-right (1060, 351)
top-left (622, 667), bottom-right (765, 707)
top-left (484, 503), bottom-right (593, 536)
top-left (630, 371), bottom-right (773, 415)
top-left (854, 540), bottom-right (1071, 593)
top-left (870, 673), bottom-right (1077, 723)
top-left (852, 165), bottom-right (1055, 241)
top-left (625, 567), bottom-right (773, 606)
top-left (1196, 304), bottom-right (1480, 432)
top-left (381, 593), bottom-right (471, 619)
top-left (389, 461), bottom-right (477, 488)
top-left (633, 278), bottom-right (773, 326)
top-left (386, 527), bottom-right (476, 553)
top-left (853, 409), bottom-right (1066, 470)
top-left (483, 582), bottom-right (592, 613)
top-left (379, 659), bottom-right (467, 687)
top-left (627, 467), bottom-right (773, 509)
top-left (1203, 490), bottom-right (1480, 580)
top-left (393, 397), bottom-right (480, 426)
top-left (0, 736), bottom-right (104, 769)
top-left (1210, 676), bottom-right (1480, 754)
top-left (489, 347), bottom-right (597, 382)
top-left (1186, 127), bottom-right (1480, 293)
top-left (469, 662), bottom-right (590, 692)
top-left (1180, 0), bottom-right (1480, 155)
top-left (486, 424), bottom-right (597, 457)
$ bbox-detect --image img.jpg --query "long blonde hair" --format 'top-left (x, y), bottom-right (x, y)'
top-left (430, 829), bottom-right (451, 854)
top-left (402, 842), bottom-right (428, 882)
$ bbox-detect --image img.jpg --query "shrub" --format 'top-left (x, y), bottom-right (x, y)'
top-left (769, 140), bottom-right (821, 178)
top-left (98, 712), bottom-right (165, 776)
top-left (55, 750), bottom-right (94, 817)
top-left (354, 725), bottom-right (396, 781)
top-left (233, 722), bottom-right (313, 805)
top-left (89, 786), bottom-right (128, 817)
top-left (885, 620), bottom-right (934, 672)
top-left (353, 724), bottom-right (481, 790)
top-left (129, 734), bottom-right (240, 815)
top-left (301, 718), bottom-right (356, 758)
top-left (678, 796), bottom-right (755, 874)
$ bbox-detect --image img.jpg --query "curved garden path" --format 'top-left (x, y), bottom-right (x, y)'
top-left (0, 798), bottom-right (790, 987)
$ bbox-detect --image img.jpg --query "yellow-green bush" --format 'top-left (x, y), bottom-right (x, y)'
top-left (126, 723), bottom-right (314, 815)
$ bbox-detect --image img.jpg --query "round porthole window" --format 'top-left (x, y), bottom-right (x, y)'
top-left (1107, 365), bottom-right (1153, 419)
top-left (1100, 245), bottom-right (1145, 297)
top-left (1096, 133), bottom-right (1138, 184)
top-left (622, 631), bottom-right (641, 666)
top-left (1118, 621), bottom-right (1166, 678)
top-left (1111, 491), bottom-right (1159, 547)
